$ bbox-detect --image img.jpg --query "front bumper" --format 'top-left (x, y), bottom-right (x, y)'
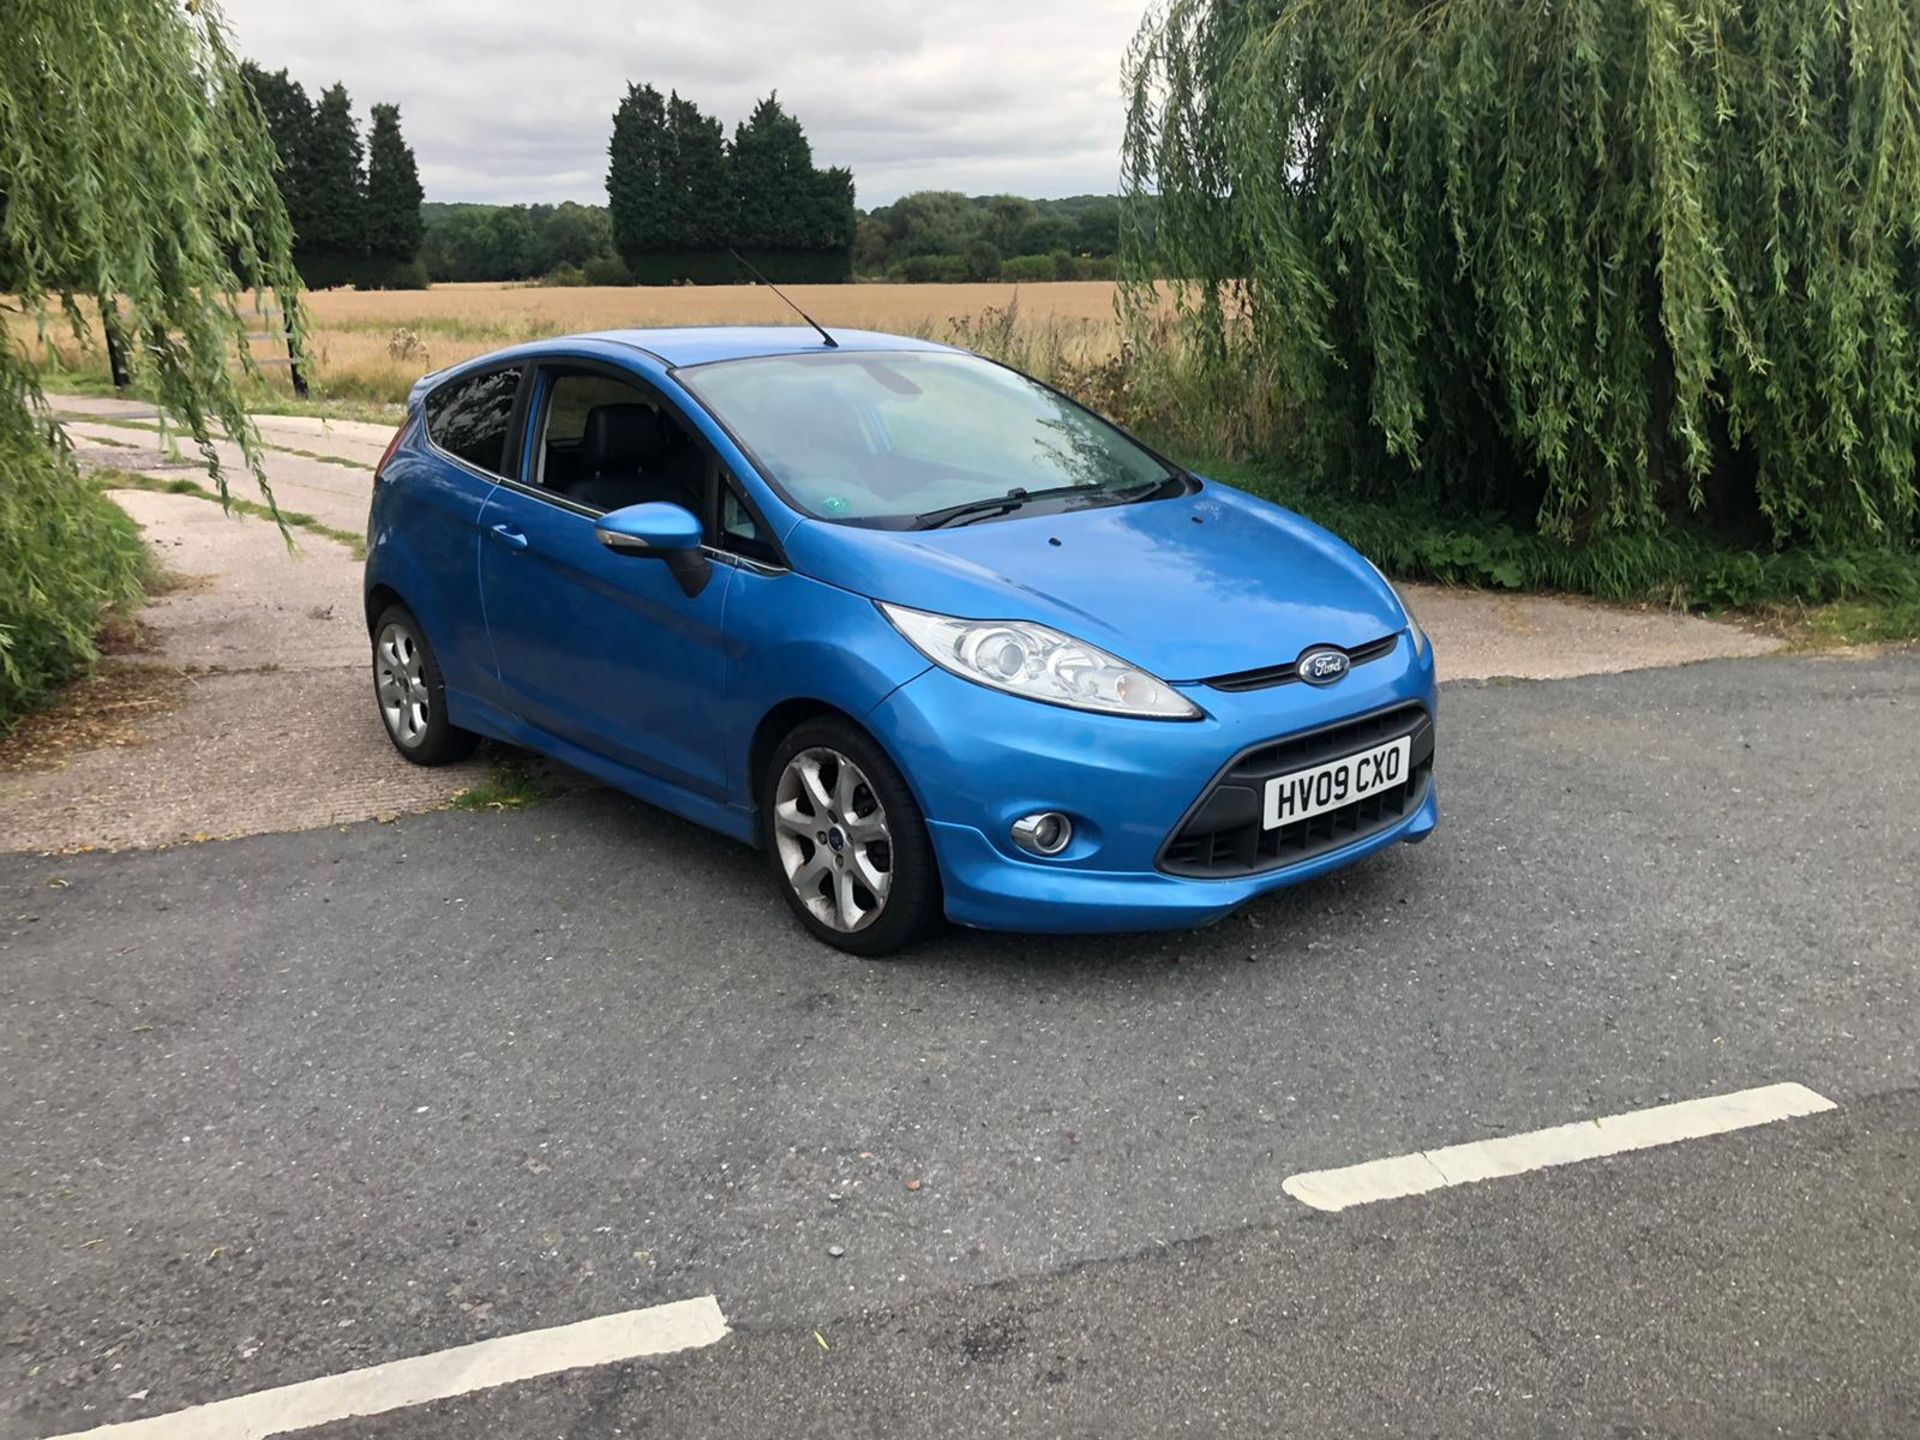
top-left (868, 631), bottom-right (1440, 933)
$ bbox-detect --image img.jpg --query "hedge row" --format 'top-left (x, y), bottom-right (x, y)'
top-left (0, 450), bottom-right (151, 733)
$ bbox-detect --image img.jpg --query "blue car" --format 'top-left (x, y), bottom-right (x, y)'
top-left (364, 326), bottom-right (1436, 954)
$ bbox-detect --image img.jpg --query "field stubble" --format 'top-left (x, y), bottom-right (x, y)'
top-left (23, 281), bottom-right (1116, 397)
top-left (17, 278), bottom-right (1275, 458)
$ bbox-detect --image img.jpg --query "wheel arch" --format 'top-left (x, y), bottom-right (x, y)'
top-left (749, 695), bottom-right (946, 949)
top-left (748, 698), bottom-right (854, 812)
top-left (365, 582), bottom-right (405, 635)
top-left (746, 697), bottom-right (935, 838)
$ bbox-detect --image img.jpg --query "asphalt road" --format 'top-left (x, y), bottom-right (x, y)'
top-left (3, 652), bottom-right (1916, 1438)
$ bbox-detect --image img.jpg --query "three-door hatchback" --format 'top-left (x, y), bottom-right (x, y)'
top-left (365, 327), bottom-right (1437, 954)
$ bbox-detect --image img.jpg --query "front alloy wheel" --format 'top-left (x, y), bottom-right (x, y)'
top-left (761, 717), bottom-right (940, 956)
top-left (774, 748), bottom-right (893, 933)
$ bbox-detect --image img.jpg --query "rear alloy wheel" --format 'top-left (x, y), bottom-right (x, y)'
top-left (763, 719), bottom-right (939, 956)
top-left (371, 604), bottom-right (480, 766)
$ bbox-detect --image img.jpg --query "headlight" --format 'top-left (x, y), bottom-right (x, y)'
top-left (1364, 560), bottom-right (1430, 660)
top-left (880, 603), bottom-right (1201, 719)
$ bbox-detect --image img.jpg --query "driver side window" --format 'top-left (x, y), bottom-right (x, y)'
top-left (534, 369), bottom-right (706, 520)
top-left (719, 474), bottom-right (779, 566)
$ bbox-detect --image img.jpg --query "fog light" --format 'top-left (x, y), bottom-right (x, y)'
top-left (1011, 811), bottom-right (1073, 857)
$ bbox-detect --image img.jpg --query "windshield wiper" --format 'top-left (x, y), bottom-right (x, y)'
top-left (913, 482), bottom-right (1156, 531)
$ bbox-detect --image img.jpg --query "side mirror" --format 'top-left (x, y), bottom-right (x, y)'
top-left (594, 502), bottom-right (712, 597)
top-left (595, 501), bottom-right (702, 554)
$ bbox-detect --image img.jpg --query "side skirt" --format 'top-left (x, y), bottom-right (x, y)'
top-left (448, 691), bottom-right (758, 846)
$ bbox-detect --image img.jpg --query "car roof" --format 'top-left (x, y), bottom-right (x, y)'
top-left (590, 326), bottom-right (956, 367)
top-left (407, 326), bottom-right (962, 408)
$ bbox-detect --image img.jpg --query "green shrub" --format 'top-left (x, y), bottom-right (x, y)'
top-left (893, 253), bottom-right (972, 283)
top-left (355, 258), bottom-right (430, 291)
top-left (617, 247), bottom-right (851, 285)
top-left (0, 448), bottom-right (152, 733)
top-left (1064, 256), bottom-right (1117, 281)
top-left (580, 254), bottom-right (635, 286)
top-left (1001, 254), bottom-right (1060, 283)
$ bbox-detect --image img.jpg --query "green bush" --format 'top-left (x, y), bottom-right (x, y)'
top-left (580, 254), bottom-right (634, 286)
top-left (618, 247), bottom-right (851, 285)
top-left (0, 448), bottom-right (152, 732)
top-left (1001, 254), bottom-right (1060, 283)
top-left (354, 258), bottom-right (430, 291)
top-left (892, 253), bottom-right (972, 284)
top-left (1063, 256), bottom-right (1117, 281)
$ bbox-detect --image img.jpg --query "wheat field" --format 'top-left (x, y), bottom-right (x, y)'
top-left (21, 280), bottom-right (1134, 404)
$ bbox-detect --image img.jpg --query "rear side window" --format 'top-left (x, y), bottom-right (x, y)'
top-left (424, 368), bottom-right (520, 475)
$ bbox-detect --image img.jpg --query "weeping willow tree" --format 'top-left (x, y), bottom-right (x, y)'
top-left (1122, 0), bottom-right (1920, 545)
top-left (1, 0), bottom-right (301, 725)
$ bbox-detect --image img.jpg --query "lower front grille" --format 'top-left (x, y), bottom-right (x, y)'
top-left (1159, 702), bottom-right (1433, 878)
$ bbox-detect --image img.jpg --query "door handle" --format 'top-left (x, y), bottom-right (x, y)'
top-left (490, 523), bottom-right (529, 551)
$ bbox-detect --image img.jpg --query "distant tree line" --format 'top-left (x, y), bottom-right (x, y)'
top-left (606, 87), bottom-right (855, 284)
top-left (856, 193), bottom-right (1133, 282)
top-left (420, 202), bottom-right (628, 285)
top-left (417, 192), bottom-right (1140, 287)
top-left (241, 64), bottom-right (426, 289)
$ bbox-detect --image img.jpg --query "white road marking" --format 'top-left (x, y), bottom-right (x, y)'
top-left (1282, 1082), bottom-right (1837, 1213)
top-left (47, 1296), bottom-right (729, 1440)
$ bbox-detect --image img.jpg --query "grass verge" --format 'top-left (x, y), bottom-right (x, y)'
top-left (66, 412), bottom-right (377, 473)
top-left (105, 470), bottom-right (367, 560)
top-left (449, 751), bottom-right (562, 811)
top-left (38, 369), bottom-right (403, 427)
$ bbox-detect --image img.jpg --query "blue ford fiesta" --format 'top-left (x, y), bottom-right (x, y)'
top-left (364, 326), bottom-right (1437, 954)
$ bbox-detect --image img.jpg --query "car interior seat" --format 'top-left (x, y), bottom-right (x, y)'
top-left (563, 403), bottom-right (705, 515)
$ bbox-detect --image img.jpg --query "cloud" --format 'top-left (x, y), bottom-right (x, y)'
top-left (217, 0), bottom-right (1149, 206)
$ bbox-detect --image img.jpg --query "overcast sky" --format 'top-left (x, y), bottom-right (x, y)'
top-left (218, 0), bottom-right (1152, 209)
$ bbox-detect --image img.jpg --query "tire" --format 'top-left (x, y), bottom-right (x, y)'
top-left (761, 716), bottom-right (942, 956)
top-left (371, 603), bottom-right (481, 766)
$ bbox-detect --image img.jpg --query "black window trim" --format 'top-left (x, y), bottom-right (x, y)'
top-left (492, 353), bottom-right (789, 575)
top-left (420, 362), bottom-right (532, 486)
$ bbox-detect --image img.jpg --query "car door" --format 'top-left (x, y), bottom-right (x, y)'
top-left (476, 361), bottom-right (735, 799)
top-left (396, 364), bottom-right (524, 707)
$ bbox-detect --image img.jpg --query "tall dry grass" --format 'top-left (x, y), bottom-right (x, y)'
top-left (13, 279), bottom-right (1285, 459)
top-left (13, 281), bottom-right (1122, 397)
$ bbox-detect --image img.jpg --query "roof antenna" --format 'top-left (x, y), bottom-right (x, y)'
top-left (731, 249), bottom-right (838, 348)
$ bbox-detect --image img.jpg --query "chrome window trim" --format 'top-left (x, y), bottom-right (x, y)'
top-left (488, 472), bottom-right (791, 576)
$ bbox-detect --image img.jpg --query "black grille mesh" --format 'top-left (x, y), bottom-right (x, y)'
top-left (1160, 702), bottom-right (1433, 878)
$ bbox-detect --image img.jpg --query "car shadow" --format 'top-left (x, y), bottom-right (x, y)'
top-left (559, 775), bottom-right (1428, 985)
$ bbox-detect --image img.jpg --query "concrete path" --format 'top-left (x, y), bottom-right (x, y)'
top-left (0, 486), bottom-right (486, 853)
top-left (0, 393), bottom-right (1781, 853)
top-left (49, 390), bottom-right (400, 465)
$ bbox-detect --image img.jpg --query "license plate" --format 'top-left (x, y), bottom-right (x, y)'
top-left (1263, 736), bottom-right (1412, 829)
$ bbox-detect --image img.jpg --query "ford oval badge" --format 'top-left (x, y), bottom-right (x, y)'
top-left (1296, 647), bottom-right (1352, 686)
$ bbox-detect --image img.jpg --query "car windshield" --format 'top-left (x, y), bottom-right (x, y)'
top-left (676, 350), bottom-right (1181, 528)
